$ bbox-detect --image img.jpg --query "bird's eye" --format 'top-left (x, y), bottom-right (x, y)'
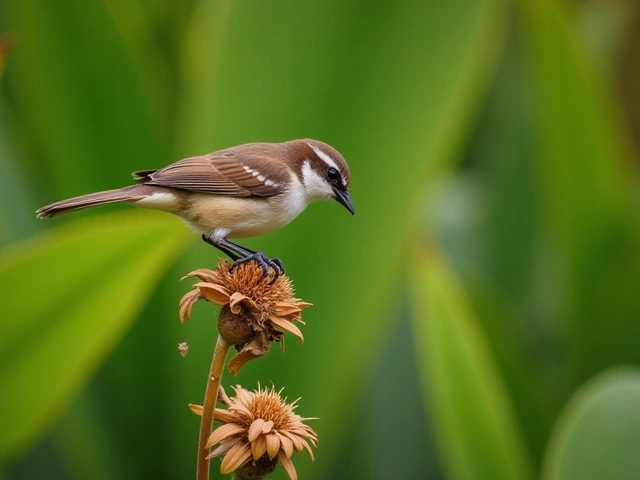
top-left (327, 168), bottom-right (340, 182)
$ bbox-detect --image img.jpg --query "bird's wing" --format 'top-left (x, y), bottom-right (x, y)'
top-left (132, 153), bottom-right (291, 198)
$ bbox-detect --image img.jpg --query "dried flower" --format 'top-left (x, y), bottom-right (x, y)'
top-left (178, 342), bottom-right (189, 357)
top-left (192, 385), bottom-right (318, 480)
top-left (179, 260), bottom-right (311, 373)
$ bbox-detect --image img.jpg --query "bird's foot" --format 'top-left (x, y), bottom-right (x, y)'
top-left (230, 251), bottom-right (285, 283)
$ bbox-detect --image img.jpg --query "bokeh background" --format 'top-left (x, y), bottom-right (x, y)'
top-left (2, 0), bottom-right (640, 479)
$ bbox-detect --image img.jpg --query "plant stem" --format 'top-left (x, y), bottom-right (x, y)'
top-left (197, 335), bottom-right (231, 480)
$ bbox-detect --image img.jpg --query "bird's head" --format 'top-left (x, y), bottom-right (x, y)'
top-left (289, 139), bottom-right (354, 215)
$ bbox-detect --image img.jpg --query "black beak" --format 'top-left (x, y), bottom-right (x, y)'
top-left (333, 188), bottom-right (355, 215)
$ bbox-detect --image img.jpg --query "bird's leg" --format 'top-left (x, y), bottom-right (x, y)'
top-left (201, 234), bottom-right (285, 282)
top-left (201, 234), bottom-right (241, 261)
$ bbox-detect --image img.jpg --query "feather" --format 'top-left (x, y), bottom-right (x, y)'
top-left (136, 146), bottom-right (292, 198)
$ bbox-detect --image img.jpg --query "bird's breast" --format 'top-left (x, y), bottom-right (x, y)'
top-left (183, 189), bottom-right (307, 239)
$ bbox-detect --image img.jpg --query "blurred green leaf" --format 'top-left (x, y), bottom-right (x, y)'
top-left (522, 0), bottom-right (640, 379)
top-left (466, 273), bottom-right (557, 467)
top-left (542, 367), bottom-right (640, 480)
top-left (0, 211), bottom-right (190, 464)
top-left (411, 244), bottom-right (533, 480)
top-left (6, 0), bottom-right (167, 197)
top-left (101, 1), bottom-right (175, 142)
top-left (0, 104), bottom-right (41, 247)
top-left (523, 0), bottom-right (630, 251)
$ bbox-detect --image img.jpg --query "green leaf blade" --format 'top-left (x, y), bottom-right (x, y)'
top-left (542, 367), bottom-right (640, 480)
top-left (5, 0), bottom-right (167, 197)
top-left (521, 0), bottom-right (640, 381)
top-left (0, 211), bottom-right (191, 464)
top-left (411, 245), bottom-right (533, 480)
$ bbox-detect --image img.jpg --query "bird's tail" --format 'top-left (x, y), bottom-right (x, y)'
top-left (36, 184), bottom-right (153, 218)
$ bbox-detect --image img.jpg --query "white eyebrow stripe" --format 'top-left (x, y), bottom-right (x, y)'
top-left (308, 143), bottom-right (340, 171)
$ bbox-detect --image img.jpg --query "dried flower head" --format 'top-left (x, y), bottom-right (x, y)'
top-left (179, 260), bottom-right (311, 373)
top-left (178, 342), bottom-right (189, 357)
top-left (192, 385), bottom-right (318, 480)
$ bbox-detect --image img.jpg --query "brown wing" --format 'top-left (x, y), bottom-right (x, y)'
top-left (132, 152), bottom-right (290, 198)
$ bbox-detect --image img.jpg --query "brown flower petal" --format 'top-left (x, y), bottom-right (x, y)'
top-left (229, 291), bottom-right (257, 314)
top-left (262, 420), bottom-right (274, 434)
top-left (289, 432), bottom-right (304, 452)
top-left (228, 332), bottom-right (271, 374)
top-left (290, 428), bottom-right (315, 440)
top-left (213, 408), bottom-right (237, 423)
top-left (248, 418), bottom-right (265, 442)
top-left (207, 439), bottom-right (235, 459)
top-left (298, 437), bottom-right (315, 460)
top-left (280, 430), bottom-right (301, 453)
top-left (272, 301), bottom-right (309, 316)
top-left (181, 268), bottom-right (217, 283)
top-left (219, 441), bottom-right (252, 474)
top-left (217, 385), bottom-right (232, 406)
top-left (234, 385), bottom-right (252, 404)
top-left (194, 282), bottom-right (231, 305)
top-left (188, 403), bottom-right (203, 416)
top-left (265, 432), bottom-right (280, 460)
top-left (278, 450), bottom-right (298, 480)
top-left (206, 423), bottom-right (245, 448)
top-left (278, 432), bottom-right (294, 458)
top-left (228, 403), bottom-right (253, 421)
top-left (179, 289), bottom-right (201, 323)
top-left (268, 316), bottom-right (304, 343)
top-left (251, 434), bottom-right (268, 461)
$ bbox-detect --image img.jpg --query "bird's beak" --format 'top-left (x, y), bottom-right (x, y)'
top-left (333, 188), bottom-right (355, 215)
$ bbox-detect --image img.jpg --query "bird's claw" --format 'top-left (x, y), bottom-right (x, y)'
top-left (270, 257), bottom-right (285, 275)
top-left (229, 251), bottom-right (285, 283)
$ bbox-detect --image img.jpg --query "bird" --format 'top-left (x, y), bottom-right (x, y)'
top-left (36, 139), bottom-right (354, 281)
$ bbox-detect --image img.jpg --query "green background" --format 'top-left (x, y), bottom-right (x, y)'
top-left (1, 0), bottom-right (640, 479)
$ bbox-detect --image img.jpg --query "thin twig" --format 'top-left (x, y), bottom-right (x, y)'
top-left (196, 335), bottom-right (231, 480)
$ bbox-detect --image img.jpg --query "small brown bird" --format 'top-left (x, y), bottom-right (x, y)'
top-left (36, 139), bottom-right (354, 279)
